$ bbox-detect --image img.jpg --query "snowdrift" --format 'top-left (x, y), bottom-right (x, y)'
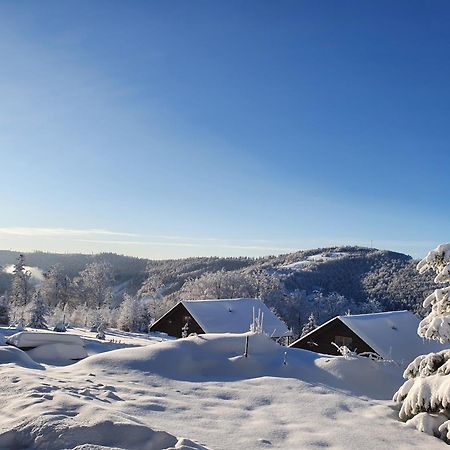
top-left (0, 346), bottom-right (43, 369)
top-left (5, 330), bottom-right (88, 364)
top-left (77, 332), bottom-right (402, 399)
top-left (7, 330), bottom-right (85, 348)
top-left (1, 331), bottom-right (444, 449)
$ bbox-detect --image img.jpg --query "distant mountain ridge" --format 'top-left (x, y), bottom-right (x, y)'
top-left (0, 246), bottom-right (436, 326)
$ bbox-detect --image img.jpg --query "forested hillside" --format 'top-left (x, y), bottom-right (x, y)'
top-left (0, 246), bottom-right (435, 336)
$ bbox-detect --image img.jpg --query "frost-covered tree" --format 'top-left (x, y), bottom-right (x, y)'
top-left (96, 321), bottom-right (106, 340)
top-left (180, 268), bottom-right (282, 302)
top-left (10, 254), bottom-right (32, 326)
top-left (301, 313), bottom-right (317, 337)
top-left (394, 243), bottom-right (450, 441)
top-left (11, 254), bottom-right (32, 306)
top-left (117, 293), bottom-right (148, 332)
top-left (27, 290), bottom-right (48, 329)
top-left (0, 295), bottom-right (9, 325)
top-left (75, 261), bottom-right (113, 309)
top-left (41, 265), bottom-right (73, 308)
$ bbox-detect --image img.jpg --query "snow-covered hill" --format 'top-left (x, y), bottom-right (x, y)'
top-left (0, 329), bottom-right (446, 449)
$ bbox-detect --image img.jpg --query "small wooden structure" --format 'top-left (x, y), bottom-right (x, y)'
top-left (289, 310), bottom-right (446, 365)
top-left (149, 298), bottom-right (292, 339)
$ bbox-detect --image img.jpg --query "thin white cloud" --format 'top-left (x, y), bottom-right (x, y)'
top-left (0, 227), bottom-right (138, 238)
top-left (74, 238), bottom-right (292, 253)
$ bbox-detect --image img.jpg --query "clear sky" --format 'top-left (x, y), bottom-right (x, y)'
top-left (0, 1), bottom-right (449, 259)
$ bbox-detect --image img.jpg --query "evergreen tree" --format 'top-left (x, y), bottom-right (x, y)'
top-left (0, 295), bottom-right (9, 325)
top-left (301, 313), bottom-right (317, 337)
top-left (96, 320), bottom-right (106, 340)
top-left (27, 290), bottom-right (48, 329)
top-left (11, 254), bottom-right (32, 326)
top-left (394, 243), bottom-right (450, 441)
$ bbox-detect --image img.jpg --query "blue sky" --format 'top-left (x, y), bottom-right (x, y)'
top-left (0, 1), bottom-right (449, 259)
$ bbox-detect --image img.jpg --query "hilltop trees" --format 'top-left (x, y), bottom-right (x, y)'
top-left (179, 269), bottom-right (281, 302)
top-left (394, 243), bottom-right (450, 441)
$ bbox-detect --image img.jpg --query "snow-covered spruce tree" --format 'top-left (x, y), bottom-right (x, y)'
top-left (96, 321), bottom-right (106, 340)
top-left (393, 243), bottom-right (450, 440)
top-left (301, 313), bottom-right (317, 337)
top-left (0, 295), bottom-right (10, 325)
top-left (11, 254), bottom-right (32, 326)
top-left (27, 290), bottom-right (48, 329)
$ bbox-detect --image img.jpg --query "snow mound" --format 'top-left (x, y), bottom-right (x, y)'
top-left (0, 416), bottom-right (208, 450)
top-left (0, 346), bottom-right (43, 369)
top-left (27, 342), bottom-right (88, 363)
top-left (77, 332), bottom-right (402, 399)
top-left (7, 330), bottom-right (85, 349)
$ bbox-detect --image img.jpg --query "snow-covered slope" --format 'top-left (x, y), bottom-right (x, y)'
top-left (280, 251), bottom-right (350, 271)
top-left (1, 330), bottom-right (447, 449)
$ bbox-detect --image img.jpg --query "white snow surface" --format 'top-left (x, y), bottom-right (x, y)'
top-left (27, 342), bottom-right (88, 363)
top-left (1, 328), bottom-right (447, 449)
top-left (334, 311), bottom-right (445, 365)
top-left (181, 298), bottom-right (291, 337)
top-left (280, 251), bottom-right (349, 271)
top-left (7, 330), bottom-right (85, 349)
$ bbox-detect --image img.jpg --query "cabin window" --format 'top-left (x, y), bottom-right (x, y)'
top-left (335, 335), bottom-right (353, 347)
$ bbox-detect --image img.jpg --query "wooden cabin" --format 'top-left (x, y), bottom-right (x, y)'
top-left (289, 310), bottom-right (446, 366)
top-left (150, 298), bottom-right (292, 339)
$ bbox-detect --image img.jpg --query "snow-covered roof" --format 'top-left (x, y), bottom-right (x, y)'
top-left (181, 298), bottom-right (292, 337)
top-left (296, 311), bottom-right (446, 364)
top-left (338, 311), bottom-right (447, 363)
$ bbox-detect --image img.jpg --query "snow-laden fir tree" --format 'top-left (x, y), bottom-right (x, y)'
top-left (0, 295), bottom-right (9, 325)
top-left (393, 243), bottom-right (450, 441)
top-left (27, 290), bottom-right (48, 329)
top-left (301, 313), bottom-right (317, 337)
top-left (11, 254), bottom-right (32, 326)
top-left (96, 320), bottom-right (106, 340)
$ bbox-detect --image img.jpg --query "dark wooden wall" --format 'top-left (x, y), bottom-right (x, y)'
top-left (290, 318), bottom-right (377, 356)
top-left (150, 303), bottom-right (204, 338)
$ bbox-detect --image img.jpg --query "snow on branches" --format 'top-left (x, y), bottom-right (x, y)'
top-left (394, 243), bottom-right (450, 442)
top-left (416, 243), bottom-right (450, 343)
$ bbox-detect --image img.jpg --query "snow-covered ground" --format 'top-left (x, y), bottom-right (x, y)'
top-left (280, 251), bottom-right (350, 271)
top-left (0, 328), bottom-right (447, 449)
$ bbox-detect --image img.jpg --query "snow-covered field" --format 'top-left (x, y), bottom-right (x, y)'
top-left (0, 328), bottom-right (446, 449)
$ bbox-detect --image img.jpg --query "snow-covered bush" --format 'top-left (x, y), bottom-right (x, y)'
top-left (394, 243), bottom-right (450, 442)
top-left (53, 322), bottom-right (67, 333)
